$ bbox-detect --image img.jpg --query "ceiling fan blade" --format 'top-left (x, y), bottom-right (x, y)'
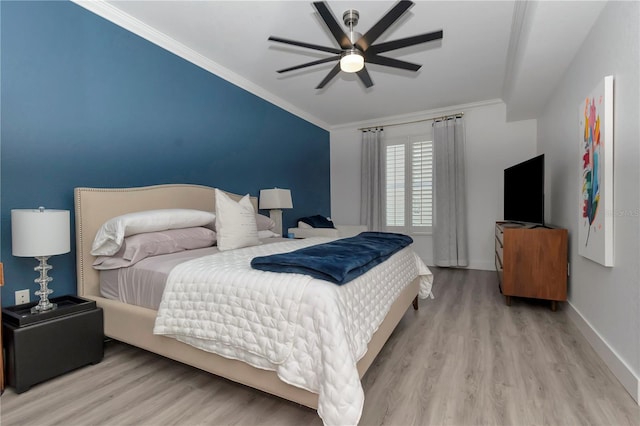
top-left (356, 0), bottom-right (414, 52)
top-left (268, 36), bottom-right (342, 55)
top-left (368, 30), bottom-right (443, 54)
top-left (277, 56), bottom-right (340, 73)
top-left (365, 53), bottom-right (421, 71)
top-left (316, 62), bottom-right (342, 89)
top-left (313, 2), bottom-right (352, 49)
top-left (357, 66), bottom-right (374, 88)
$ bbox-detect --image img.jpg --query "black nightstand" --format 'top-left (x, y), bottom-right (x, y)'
top-left (2, 295), bottom-right (104, 393)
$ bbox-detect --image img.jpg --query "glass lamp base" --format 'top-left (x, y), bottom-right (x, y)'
top-left (31, 256), bottom-right (57, 314)
top-left (31, 301), bottom-right (57, 314)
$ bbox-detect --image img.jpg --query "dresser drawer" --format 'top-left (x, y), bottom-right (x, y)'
top-left (495, 224), bottom-right (504, 246)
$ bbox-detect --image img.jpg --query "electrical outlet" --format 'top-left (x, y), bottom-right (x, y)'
top-left (15, 289), bottom-right (30, 305)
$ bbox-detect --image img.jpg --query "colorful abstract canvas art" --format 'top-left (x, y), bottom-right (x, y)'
top-left (578, 75), bottom-right (614, 267)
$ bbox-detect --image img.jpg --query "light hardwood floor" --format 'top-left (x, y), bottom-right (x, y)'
top-left (1, 268), bottom-right (638, 425)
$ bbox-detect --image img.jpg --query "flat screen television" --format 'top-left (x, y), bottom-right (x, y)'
top-left (503, 154), bottom-right (545, 225)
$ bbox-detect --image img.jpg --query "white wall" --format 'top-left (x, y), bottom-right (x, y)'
top-left (536, 1), bottom-right (639, 402)
top-left (330, 100), bottom-right (537, 269)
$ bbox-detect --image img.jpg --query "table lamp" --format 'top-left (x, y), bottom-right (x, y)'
top-left (11, 207), bottom-right (70, 313)
top-left (259, 188), bottom-right (293, 236)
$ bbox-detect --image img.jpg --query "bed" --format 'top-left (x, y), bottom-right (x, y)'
top-left (74, 184), bottom-right (432, 425)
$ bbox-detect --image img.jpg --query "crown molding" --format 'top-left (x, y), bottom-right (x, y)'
top-left (329, 99), bottom-right (505, 131)
top-left (70, 0), bottom-right (330, 131)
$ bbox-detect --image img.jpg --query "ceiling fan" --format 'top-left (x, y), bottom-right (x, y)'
top-left (268, 0), bottom-right (443, 89)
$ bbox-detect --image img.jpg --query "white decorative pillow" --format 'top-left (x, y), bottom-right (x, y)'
top-left (91, 209), bottom-right (216, 256)
top-left (215, 189), bottom-right (259, 251)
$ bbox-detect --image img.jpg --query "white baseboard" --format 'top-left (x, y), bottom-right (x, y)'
top-left (467, 260), bottom-right (496, 271)
top-left (566, 301), bottom-right (639, 404)
top-left (424, 260), bottom-right (496, 271)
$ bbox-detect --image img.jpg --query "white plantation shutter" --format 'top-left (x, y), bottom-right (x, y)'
top-left (411, 140), bottom-right (433, 227)
top-left (386, 144), bottom-right (405, 227)
top-left (385, 137), bottom-right (433, 233)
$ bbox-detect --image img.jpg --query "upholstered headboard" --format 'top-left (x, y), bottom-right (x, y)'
top-left (74, 184), bottom-right (257, 298)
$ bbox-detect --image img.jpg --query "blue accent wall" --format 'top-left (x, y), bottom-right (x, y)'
top-left (0, 1), bottom-right (330, 306)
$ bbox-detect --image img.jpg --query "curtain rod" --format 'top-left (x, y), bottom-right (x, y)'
top-left (359, 112), bottom-right (464, 131)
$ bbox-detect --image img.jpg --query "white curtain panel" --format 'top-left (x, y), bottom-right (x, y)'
top-left (432, 117), bottom-right (469, 267)
top-left (360, 129), bottom-right (385, 231)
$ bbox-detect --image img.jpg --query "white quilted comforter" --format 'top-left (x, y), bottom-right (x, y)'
top-left (153, 238), bottom-right (433, 426)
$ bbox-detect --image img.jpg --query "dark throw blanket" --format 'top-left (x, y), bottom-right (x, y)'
top-left (251, 232), bottom-right (413, 285)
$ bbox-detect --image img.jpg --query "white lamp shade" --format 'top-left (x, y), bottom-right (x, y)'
top-left (11, 209), bottom-right (71, 257)
top-left (259, 189), bottom-right (293, 210)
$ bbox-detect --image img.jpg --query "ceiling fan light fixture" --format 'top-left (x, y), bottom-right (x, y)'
top-left (268, 1), bottom-right (444, 89)
top-left (340, 50), bottom-right (364, 73)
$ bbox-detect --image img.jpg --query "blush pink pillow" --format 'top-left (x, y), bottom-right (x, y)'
top-left (93, 227), bottom-right (216, 270)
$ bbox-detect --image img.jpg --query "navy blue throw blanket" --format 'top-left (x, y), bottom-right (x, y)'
top-left (251, 232), bottom-right (413, 285)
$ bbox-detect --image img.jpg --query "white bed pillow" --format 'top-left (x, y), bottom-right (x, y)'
top-left (297, 221), bottom-right (313, 229)
top-left (215, 189), bottom-right (259, 251)
top-left (256, 213), bottom-right (276, 231)
top-left (91, 209), bottom-right (216, 256)
top-left (258, 230), bottom-right (280, 239)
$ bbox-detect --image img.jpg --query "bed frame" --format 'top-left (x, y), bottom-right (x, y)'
top-left (75, 184), bottom-right (419, 409)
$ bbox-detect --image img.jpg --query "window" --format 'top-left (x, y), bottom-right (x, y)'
top-left (385, 137), bottom-right (433, 233)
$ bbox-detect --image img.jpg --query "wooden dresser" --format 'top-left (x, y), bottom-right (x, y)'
top-left (495, 222), bottom-right (568, 311)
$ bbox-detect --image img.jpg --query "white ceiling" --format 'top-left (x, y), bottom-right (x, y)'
top-left (75, 1), bottom-right (607, 129)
